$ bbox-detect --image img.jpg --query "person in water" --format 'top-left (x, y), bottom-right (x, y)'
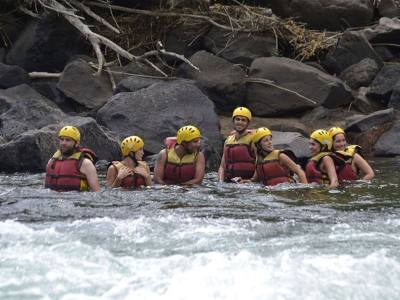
top-left (328, 127), bottom-right (375, 182)
top-left (238, 127), bottom-right (307, 185)
top-left (154, 125), bottom-right (205, 185)
top-left (305, 129), bottom-right (339, 188)
top-left (106, 136), bottom-right (152, 189)
top-left (45, 126), bottom-right (100, 192)
top-left (218, 107), bottom-right (255, 182)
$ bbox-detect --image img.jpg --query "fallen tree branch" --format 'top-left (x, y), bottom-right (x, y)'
top-left (137, 49), bottom-right (200, 71)
top-left (85, 1), bottom-right (254, 32)
top-left (28, 71), bottom-right (62, 78)
top-left (69, 0), bottom-right (121, 34)
top-left (246, 77), bottom-right (317, 105)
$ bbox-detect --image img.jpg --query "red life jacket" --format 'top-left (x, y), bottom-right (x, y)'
top-left (224, 132), bottom-right (255, 180)
top-left (110, 161), bottom-right (147, 189)
top-left (305, 152), bottom-right (333, 184)
top-left (334, 150), bottom-right (359, 182)
top-left (164, 147), bottom-right (197, 184)
top-left (256, 150), bottom-right (294, 186)
top-left (45, 148), bottom-right (96, 192)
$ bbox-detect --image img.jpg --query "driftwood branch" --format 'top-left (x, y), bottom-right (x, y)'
top-left (246, 77), bottom-right (317, 105)
top-left (69, 0), bottom-right (121, 34)
top-left (137, 49), bottom-right (200, 71)
top-left (29, 71), bottom-right (62, 78)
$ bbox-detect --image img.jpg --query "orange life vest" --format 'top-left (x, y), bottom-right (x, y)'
top-left (256, 150), bottom-right (294, 186)
top-left (305, 152), bottom-right (333, 184)
top-left (224, 132), bottom-right (255, 180)
top-left (110, 161), bottom-right (147, 189)
top-left (164, 147), bottom-right (197, 184)
top-left (45, 148), bottom-right (96, 192)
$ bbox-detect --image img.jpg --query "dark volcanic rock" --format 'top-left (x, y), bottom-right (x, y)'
top-left (0, 84), bottom-right (66, 141)
top-left (346, 108), bottom-right (395, 133)
top-left (246, 57), bottom-right (353, 116)
top-left (367, 64), bottom-right (400, 106)
top-left (323, 31), bottom-right (383, 75)
top-left (57, 59), bottom-right (112, 110)
top-left (0, 63), bottom-right (30, 89)
top-left (269, 0), bottom-right (374, 31)
top-left (339, 58), bottom-right (380, 89)
top-left (6, 15), bottom-right (91, 72)
top-left (374, 119), bottom-right (400, 156)
top-left (97, 81), bottom-right (222, 166)
top-left (204, 28), bottom-right (277, 66)
top-left (178, 50), bottom-right (246, 111)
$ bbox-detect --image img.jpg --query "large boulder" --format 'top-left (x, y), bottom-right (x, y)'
top-left (0, 84), bottom-right (66, 141)
top-left (0, 117), bottom-right (120, 173)
top-left (352, 87), bottom-right (386, 114)
top-left (0, 63), bottom-right (30, 89)
top-left (272, 131), bottom-right (310, 161)
top-left (374, 119), bottom-right (400, 156)
top-left (377, 0), bottom-right (400, 18)
top-left (323, 31), bottom-right (383, 75)
top-left (57, 59), bottom-right (112, 110)
top-left (346, 108), bottom-right (395, 133)
top-left (178, 51), bottom-right (246, 111)
top-left (204, 28), bottom-right (277, 66)
top-left (363, 17), bottom-right (400, 44)
top-left (269, 0), bottom-right (374, 31)
top-left (339, 58), bottom-right (380, 89)
top-left (5, 15), bottom-right (91, 72)
top-left (246, 57), bottom-right (353, 116)
top-left (114, 76), bottom-right (167, 94)
top-left (366, 64), bottom-right (400, 106)
top-left (97, 81), bottom-right (222, 166)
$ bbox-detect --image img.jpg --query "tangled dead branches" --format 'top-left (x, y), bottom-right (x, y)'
top-left (14, 0), bottom-right (340, 75)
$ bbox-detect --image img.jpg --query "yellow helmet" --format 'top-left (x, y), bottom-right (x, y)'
top-left (59, 126), bottom-right (80, 142)
top-left (328, 126), bottom-right (345, 138)
top-left (121, 136), bottom-right (144, 156)
top-left (176, 125), bottom-right (201, 144)
top-left (232, 107), bottom-right (252, 121)
top-left (310, 129), bottom-right (332, 150)
top-left (253, 127), bottom-right (272, 144)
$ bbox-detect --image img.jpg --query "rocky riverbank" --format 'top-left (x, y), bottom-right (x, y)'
top-left (1, 0), bottom-right (400, 172)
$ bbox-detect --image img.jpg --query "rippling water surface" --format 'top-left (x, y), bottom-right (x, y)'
top-left (0, 158), bottom-right (399, 299)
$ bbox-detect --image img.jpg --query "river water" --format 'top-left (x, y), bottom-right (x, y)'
top-left (0, 158), bottom-right (399, 299)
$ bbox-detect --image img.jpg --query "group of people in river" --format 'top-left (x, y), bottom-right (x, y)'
top-left (44, 107), bottom-right (375, 192)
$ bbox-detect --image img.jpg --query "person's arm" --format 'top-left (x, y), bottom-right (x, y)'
top-left (106, 164), bottom-right (132, 188)
top-left (182, 152), bottom-right (205, 185)
top-left (134, 162), bottom-right (152, 186)
top-left (218, 152), bottom-right (226, 182)
top-left (80, 158), bottom-right (100, 192)
top-left (153, 150), bottom-right (167, 184)
top-left (321, 156), bottom-right (339, 188)
top-left (353, 153), bottom-right (375, 181)
top-left (279, 153), bottom-right (308, 184)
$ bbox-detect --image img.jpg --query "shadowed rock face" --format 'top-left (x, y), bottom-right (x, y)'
top-left (5, 15), bottom-right (91, 72)
top-left (269, 0), bottom-right (374, 31)
top-left (178, 50), bottom-right (246, 111)
top-left (246, 57), bottom-right (353, 117)
top-left (0, 84), bottom-right (66, 141)
top-left (97, 80), bottom-right (222, 167)
top-left (0, 116), bottom-right (120, 173)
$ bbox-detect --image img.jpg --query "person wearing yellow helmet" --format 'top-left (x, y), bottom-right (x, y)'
top-left (154, 125), bottom-right (205, 185)
top-left (106, 135), bottom-right (152, 189)
top-left (305, 129), bottom-right (339, 188)
top-left (45, 126), bottom-right (100, 192)
top-left (328, 126), bottom-right (374, 182)
top-left (239, 127), bottom-right (307, 186)
top-left (218, 106), bottom-right (256, 182)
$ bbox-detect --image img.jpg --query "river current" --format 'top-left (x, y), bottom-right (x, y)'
top-left (0, 158), bottom-right (399, 299)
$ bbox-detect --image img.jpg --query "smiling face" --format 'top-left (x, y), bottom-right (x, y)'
top-left (259, 135), bottom-right (273, 152)
top-left (233, 116), bottom-right (249, 133)
top-left (183, 138), bottom-right (201, 154)
top-left (309, 139), bottom-right (321, 156)
top-left (59, 136), bottom-right (77, 156)
top-left (332, 133), bottom-right (346, 151)
top-left (134, 147), bottom-right (144, 161)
